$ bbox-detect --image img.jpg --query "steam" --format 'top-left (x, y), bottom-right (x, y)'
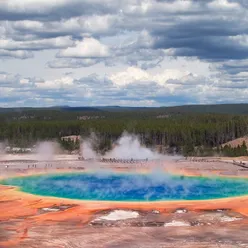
top-left (35, 141), bottom-right (59, 161)
top-left (80, 141), bottom-right (98, 160)
top-left (0, 142), bottom-right (5, 163)
top-left (80, 133), bottom-right (99, 160)
top-left (79, 132), bottom-right (182, 164)
top-left (80, 132), bottom-right (163, 160)
top-left (0, 142), bottom-right (5, 155)
top-left (104, 132), bottom-right (161, 160)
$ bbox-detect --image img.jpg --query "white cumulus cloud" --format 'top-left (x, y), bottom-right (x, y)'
top-left (57, 37), bottom-right (110, 58)
top-left (109, 67), bottom-right (190, 86)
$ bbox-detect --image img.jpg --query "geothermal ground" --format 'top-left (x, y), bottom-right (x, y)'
top-left (1, 154), bottom-right (248, 247)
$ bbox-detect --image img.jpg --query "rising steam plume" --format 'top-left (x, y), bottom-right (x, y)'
top-left (0, 142), bottom-right (5, 156)
top-left (35, 141), bottom-right (61, 161)
top-left (104, 132), bottom-right (161, 160)
top-left (79, 132), bottom-right (172, 160)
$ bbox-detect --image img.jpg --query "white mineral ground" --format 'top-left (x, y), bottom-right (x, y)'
top-left (0, 153), bottom-right (79, 161)
top-left (95, 210), bottom-right (139, 221)
top-left (164, 220), bottom-right (191, 227)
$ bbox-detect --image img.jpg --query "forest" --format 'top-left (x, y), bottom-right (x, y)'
top-left (1, 105), bottom-right (248, 157)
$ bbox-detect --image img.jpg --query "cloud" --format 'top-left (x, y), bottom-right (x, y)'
top-left (166, 73), bottom-right (209, 86)
top-left (3, 67), bottom-right (248, 107)
top-left (35, 76), bottom-right (74, 89)
top-left (47, 58), bottom-right (101, 68)
top-left (0, 71), bottom-right (20, 85)
top-left (208, 0), bottom-right (240, 10)
top-left (57, 37), bottom-right (110, 58)
top-left (0, 49), bottom-right (33, 59)
top-left (214, 59), bottom-right (248, 75)
top-left (1, 0), bottom-right (248, 106)
top-left (0, 36), bottom-right (74, 51)
top-left (0, 0), bottom-right (118, 21)
top-left (1, 0), bottom-right (247, 63)
top-left (8, 14), bottom-right (120, 40)
top-left (0, 36), bottom-right (74, 59)
top-left (109, 67), bottom-right (190, 86)
top-left (210, 59), bottom-right (248, 90)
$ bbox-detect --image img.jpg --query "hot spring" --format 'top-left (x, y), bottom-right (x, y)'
top-left (2, 172), bottom-right (248, 201)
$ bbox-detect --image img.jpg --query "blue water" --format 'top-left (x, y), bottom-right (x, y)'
top-left (1, 172), bottom-right (248, 201)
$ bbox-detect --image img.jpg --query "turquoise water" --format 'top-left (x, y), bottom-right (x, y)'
top-left (1, 172), bottom-right (248, 201)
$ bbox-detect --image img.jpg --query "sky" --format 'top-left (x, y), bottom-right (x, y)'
top-left (0, 0), bottom-right (248, 107)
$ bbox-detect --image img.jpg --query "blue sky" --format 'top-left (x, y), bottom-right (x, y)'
top-left (0, 0), bottom-right (248, 107)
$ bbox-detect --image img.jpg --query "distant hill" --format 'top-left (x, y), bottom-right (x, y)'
top-left (159, 104), bottom-right (248, 115)
top-left (0, 106), bottom-right (102, 113)
top-left (221, 136), bottom-right (248, 148)
top-left (1, 103), bottom-right (248, 115)
top-left (60, 106), bottom-right (102, 112)
top-left (80, 104), bottom-right (248, 114)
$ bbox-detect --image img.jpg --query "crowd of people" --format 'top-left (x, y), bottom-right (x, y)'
top-left (100, 158), bottom-right (149, 163)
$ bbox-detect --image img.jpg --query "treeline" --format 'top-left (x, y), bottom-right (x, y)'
top-left (3, 104), bottom-right (248, 122)
top-left (60, 138), bottom-right (80, 152)
top-left (184, 141), bottom-right (248, 157)
top-left (221, 142), bottom-right (248, 157)
top-left (1, 113), bottom-right (248, 157)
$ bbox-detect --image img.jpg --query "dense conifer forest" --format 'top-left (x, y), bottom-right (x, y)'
top-left (1, 104), bottom-right (248, 156)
